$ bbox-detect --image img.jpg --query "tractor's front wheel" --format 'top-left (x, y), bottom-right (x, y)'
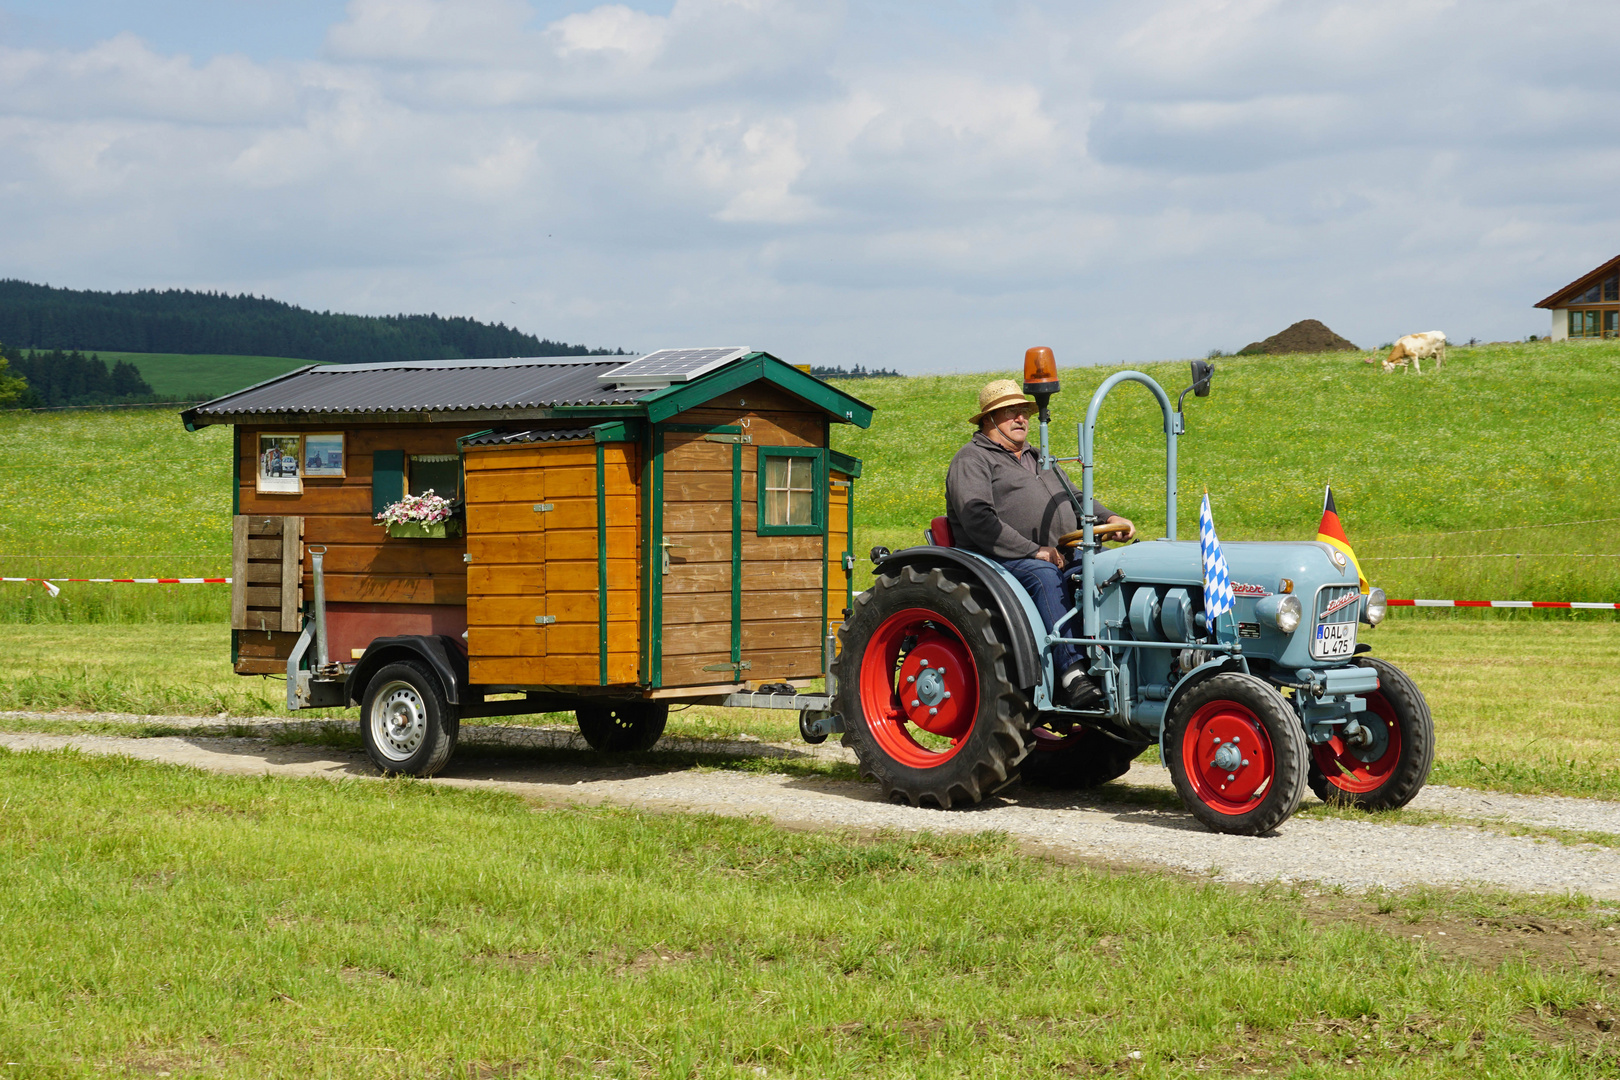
top-left (834, 565), bottom-right (1033, 808)
top-left (1308, 657), bottom-right (1433, 810)
top-left (1166, 673), bottom-right (1308, 835)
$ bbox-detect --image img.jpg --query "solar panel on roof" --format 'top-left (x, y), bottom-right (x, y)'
top-left (598, 347), bottom-right (750, 389)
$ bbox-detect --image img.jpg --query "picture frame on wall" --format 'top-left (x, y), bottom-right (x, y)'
top-left (302, 432), bottom-right (345, 478)
top-left (256, 433), bottom-right (303, 494)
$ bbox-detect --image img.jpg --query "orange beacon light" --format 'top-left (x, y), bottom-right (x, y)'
top-left (1023, 346), bottom-right (1060, 398)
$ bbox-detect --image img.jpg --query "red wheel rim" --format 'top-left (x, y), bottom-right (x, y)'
top-left (858, 607), bottom-right (980, 769)
top-left (1180, 699), bottom-right (1276, 816)
top-left (1311, 690), bottom-right (1402, 794)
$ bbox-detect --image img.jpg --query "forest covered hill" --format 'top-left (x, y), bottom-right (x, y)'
top-left (0, 280), bottom-right (620, 367)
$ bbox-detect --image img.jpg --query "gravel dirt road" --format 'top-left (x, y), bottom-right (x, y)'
top-left (4, 713), bottom-right (1619, 900)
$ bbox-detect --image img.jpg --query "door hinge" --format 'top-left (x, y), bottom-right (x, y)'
top-left (703, 433), bottom-right (751, 444)
top-left (703, 661), bottom-right (752, 673)
top-left (533, 503), bottom-right (554, 512)
top-left (534, 615), bottom-right (557, 626)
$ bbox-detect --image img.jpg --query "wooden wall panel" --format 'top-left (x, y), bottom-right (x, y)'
top-left (826, 473), bottom-right (853, 648)
top-left (463, 439), bottom-right (640, 688)
top-left (237, 425), bottom-right (479, 618)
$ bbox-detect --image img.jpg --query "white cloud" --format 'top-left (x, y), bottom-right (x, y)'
top-left (0, 0), bottom-right (1617, 370)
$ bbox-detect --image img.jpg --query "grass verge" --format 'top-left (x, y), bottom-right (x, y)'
top-left (5, 619), bottom-right (1619, 800)
top-left (0, 748), bottom-right (1615, 1078)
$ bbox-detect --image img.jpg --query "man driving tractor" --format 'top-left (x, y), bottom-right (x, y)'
top-left (945, 379), bottom-right (1135, 709)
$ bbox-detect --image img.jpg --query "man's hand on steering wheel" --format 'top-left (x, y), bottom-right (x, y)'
top-left (1104, 515), bottom-right (1135, 542)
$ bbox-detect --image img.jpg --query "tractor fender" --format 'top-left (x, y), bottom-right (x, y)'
top-left (1162, 654), bottom-right (1250, 728)
top-left (872, 546), bottom-right (1045, 689)
top-left (346, 635), bottom-right (469, 707)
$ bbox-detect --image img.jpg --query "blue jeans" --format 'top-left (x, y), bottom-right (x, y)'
top-left (995, 557), bottom-right (1080, 675)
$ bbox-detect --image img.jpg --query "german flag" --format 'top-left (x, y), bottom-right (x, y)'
top-left (1316, 486), bottom-right (1368, 593)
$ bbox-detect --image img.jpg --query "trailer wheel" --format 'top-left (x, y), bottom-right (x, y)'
top-left (361, 660), bottom-right (459, 777)
top-left (1020, 725), bottom-right (1150, 789)
top-left (576, 702), bottom-right (668, 753)
top-left (834, 564), bottom-right (1032, 809)
top-left (1308, 657), bottom-right (1433, 810)
top-left (1166, 673), bottom-right (1307, 835)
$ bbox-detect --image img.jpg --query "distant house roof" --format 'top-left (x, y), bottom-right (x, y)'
top-left (181, 350), bottom-right (874, 429)
top-left (1535, 253), bottom-right (1620, 308)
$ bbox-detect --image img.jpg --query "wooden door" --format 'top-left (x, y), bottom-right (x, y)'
top-left (656, 424), bottom-right (742, 686)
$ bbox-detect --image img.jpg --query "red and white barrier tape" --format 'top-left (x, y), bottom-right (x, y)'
top-left (2, 576), bottom-right (230, 585)
top-left (1389, 598), bottom-right (1619, 610)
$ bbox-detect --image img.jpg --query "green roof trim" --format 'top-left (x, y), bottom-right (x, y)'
top-left (827, 449), bottom-right (863, 478)
top-left (642, 353), bottom-right (875, 428)
top-left (590, 420), bottom-right (642, 443)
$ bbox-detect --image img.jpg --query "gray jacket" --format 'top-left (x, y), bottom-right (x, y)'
top-left (945, 432), bottom-right (1113, 560)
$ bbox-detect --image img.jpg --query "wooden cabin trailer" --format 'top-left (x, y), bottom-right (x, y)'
top-left (182, 348), bottom-right (873, 774)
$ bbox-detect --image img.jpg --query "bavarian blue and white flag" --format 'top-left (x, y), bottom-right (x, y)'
top-left (1199, 493), bottom-right (1234, 623)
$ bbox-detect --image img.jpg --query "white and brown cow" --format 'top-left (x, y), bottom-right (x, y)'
top-left (1380, 331), bottom-right (1447, 374)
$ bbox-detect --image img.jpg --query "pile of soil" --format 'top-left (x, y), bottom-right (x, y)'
top-left (1238, 319), bottom-right (1360, 355)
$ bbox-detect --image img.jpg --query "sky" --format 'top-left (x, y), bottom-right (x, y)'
top-left (1, 0), bottom-right (1617, 372)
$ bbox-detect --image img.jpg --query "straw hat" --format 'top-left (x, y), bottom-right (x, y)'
top-left (968, 379), bottom-right (1037, 424)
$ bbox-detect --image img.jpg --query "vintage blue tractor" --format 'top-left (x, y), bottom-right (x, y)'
top-left (827, 351), bottom-right (1433, 834)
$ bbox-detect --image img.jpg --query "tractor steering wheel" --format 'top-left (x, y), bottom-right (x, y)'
top-left (1057, 520), bottom-right (1132, 548)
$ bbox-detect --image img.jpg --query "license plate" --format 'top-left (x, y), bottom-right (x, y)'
top-left (1312, 621), bottom-right (1357, 660)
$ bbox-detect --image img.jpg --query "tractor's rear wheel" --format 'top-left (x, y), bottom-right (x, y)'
top-left (576, 701), bottom-right (669, 753)
top-left (834, 564), bottom-right (1033, 808)
top-left (1308, 657), bottom-right (1433, 810)
top-left (1020, 724), bottom-right (1150, 789)
top-left (1166, 673), bottom-right (1308, 835)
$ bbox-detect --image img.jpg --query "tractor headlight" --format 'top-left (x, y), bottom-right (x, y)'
top-left (1255, 593), bottom-right (1303, 634)
top-left (1361, 587), bottom-right (1387, 627)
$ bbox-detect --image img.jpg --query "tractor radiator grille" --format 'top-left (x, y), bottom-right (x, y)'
top-left (1315, 584), bottom-right (1361, 626)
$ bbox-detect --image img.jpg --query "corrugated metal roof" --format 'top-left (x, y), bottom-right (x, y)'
top-left (459, 428), bottom-right (596, 447)
top-left (187, 357), bottom-right (651, 421)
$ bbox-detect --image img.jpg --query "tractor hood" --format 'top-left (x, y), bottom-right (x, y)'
top-left (1093, 539), bottom-right (1359, 595)
top-left (1091, 539), bottom-right (1367, 670)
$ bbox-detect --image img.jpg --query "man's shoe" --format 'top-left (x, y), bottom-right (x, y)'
top-left (1061, 668), bottom-right (1105, 709)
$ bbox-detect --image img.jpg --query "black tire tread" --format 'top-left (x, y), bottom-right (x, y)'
top-left (1308, 657), bottom-right (1434, 810)
top-left (834, 564), bottom-right (1033, 809)
top-left (576, 701), bottom-right (669, 753)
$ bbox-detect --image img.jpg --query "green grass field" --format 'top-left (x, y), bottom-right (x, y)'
top-left (2, 339), bottom-right (1614, 623)
top-left (0, 749), bottom-right (1613, 1079)
top-left (93, 351), bottom-right (321, 400)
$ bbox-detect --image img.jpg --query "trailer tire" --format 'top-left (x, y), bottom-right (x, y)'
top-left (361, 660), bottom-right (459, 777)
top-left (576, 702), bottom-right (668, 753)
top-left (1020, 726), bottom-right (1151, 789)
top-left (1166, 673), bottom-right (1307, 835)
top-left (835, 564), bottom-right (1033, 809)
top-left (1308, 657), bottom-right (1433, 810)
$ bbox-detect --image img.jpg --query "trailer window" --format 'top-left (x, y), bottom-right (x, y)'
top-left (758, 447), bottom-right (822, 536)
top-left (409, 454), bottom-right (461, 500)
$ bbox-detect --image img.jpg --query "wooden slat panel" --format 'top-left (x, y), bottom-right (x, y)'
top-left (230, 516), bottom-right (249, 629)
top-left (741, 561), bottom-right (821, 591)
top-left (245, 516), bottom-right (286, 537)
top-left (735, 591), bottom-right (825, 619)
top-left (467, 503), bottom-right (546, 535)
top-left (741, 647), bottom-right (823, 680)
top-left (742, 618), bottom-right (822, 651)
top-left (279, 517), bottom-right (303, 632)
top-left (303, 543), bottom-right (469, 577)
top-left (243, 586), bottom-right (282, 608)
top-left (663, 623), bottom-right (731, 655)
top-left (235, 630), bottom-right (302, 658)
top-left (662, 564), bottom-right (733, 594)
top-left (663, 471), bottom-right (737, 501)
top-left (245, 539), bottom-right (282, 559)
top-left (234, 658), bottom-right (291, 675)
top-left (239, 484), bottom-right (373, 517)
top-left (663, 504), bottom-right (738, 532)
top-left (658, 655), bottom-right (744, 687)
top-left (468, 596), bottom-right (547, 626)
top-left (660, 442), bottom-right (734, 471)
top-left (462, 444), bottom-right (596, 471)
top-left (323, 574), bottom-right (465, 605)
top-left (467, 564), bottom-right (546, 595)
top-left (244, 563), bottom-right (282, 584)
top-left (469, 657), bottom-right (545, 684)
top-left (468, 528), bottom-right (636, 564)
top-left (467, 627), bottom-right (547, 658)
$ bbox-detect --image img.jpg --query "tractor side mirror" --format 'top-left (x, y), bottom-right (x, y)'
top-left (1178, 360), bottom-right (1215, 413)
top-left (1190, 359), bottom-right (1214, 397)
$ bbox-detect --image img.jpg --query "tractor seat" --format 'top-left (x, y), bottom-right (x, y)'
top-left (926, 515), bottom-right (955, 548)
